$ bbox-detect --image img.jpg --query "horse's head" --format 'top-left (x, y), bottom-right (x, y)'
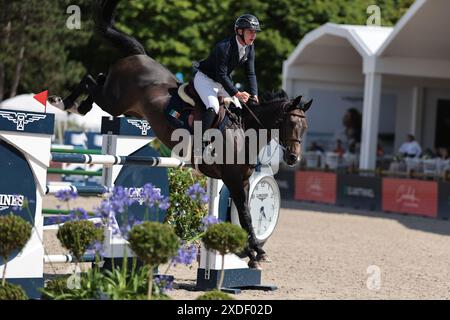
top-left (275, 94), bottom-right (312, 166)
top-left (245, 91), bottom-right (312, 167)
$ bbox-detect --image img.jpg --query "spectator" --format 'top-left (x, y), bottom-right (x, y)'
top-left (398, 134), bottom-right (422, 158)
top-left (333, 139), bottom-right (345, 157)
top-left (437, 147), bottom-right (449, 160)
top-left (308, 141), bottom-right (324, 153)
top-left (334, 108), bottom-right (362, 150)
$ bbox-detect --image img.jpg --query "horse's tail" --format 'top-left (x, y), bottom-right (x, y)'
top-left (95, 0), bottom-right (146, 56)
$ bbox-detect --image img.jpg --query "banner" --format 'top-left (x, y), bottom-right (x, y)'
top-left (337, 174), bottom-right (381, 211)
top-left (382, 178), bottom-right (438, 217)
top-left (438, 182), bottom-right (450, 219)
top-left (274, 168), bottom-right (296, 201)
top-left (295, 171), bottom-right (336, 204)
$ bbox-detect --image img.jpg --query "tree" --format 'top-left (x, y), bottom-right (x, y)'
top-left (0, 0), bottom-right (93, 102)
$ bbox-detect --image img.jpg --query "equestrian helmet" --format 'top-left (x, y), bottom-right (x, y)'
top-left (235, 14), bottom-right (261, 32)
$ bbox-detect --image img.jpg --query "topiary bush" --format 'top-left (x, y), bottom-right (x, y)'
top-left (128, 222), bottom-right (180, 299)
top-left (202, 222), bottom-right (247, 290)
top-left (196, 289), bottom-right (234, 300)
top-left (0, 282), bottom-right (28, 300)
top-left (202, 222), bottom-right (247, 256)
top-left (57, 220), bottom-right (104, 262)
top-left (0, 214), bottom-right (32, 286)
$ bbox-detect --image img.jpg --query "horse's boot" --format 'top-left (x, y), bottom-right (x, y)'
top-left (248, 259), bottom-right (262, 270)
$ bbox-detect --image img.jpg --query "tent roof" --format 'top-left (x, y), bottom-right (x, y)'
top-left (285, 23), bottom-right (393, 67)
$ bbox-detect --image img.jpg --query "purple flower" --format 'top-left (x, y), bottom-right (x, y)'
top-left (172, 243), bottom-right (198, 266)
top-left (186, 183), bottom-right (208, 204)
top-left (202, 215), bottom-right (220, 227)
top-left (55, 189), bottom-right (78, 202)
top-left (87, 240), bottom-right (105, 257)
top-left (142, 183), bottom-right (170, 210)
top-left (154, 275), bottom-right (173, 293)
top-left (68, 207), bottom-right (90, 221)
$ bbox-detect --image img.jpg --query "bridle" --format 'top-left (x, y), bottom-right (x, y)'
top-left (241, 100), bottom-right (306, 154)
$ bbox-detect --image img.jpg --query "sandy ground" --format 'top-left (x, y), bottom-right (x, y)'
top-left (43, 196), bottom-right (450, 299)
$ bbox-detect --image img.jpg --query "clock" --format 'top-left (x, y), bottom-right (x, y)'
top-left (230, 169), bottom-right (281, 245)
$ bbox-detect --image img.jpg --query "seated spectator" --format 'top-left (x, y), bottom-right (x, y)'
top-left (399, 134), bottom-right (422, 158)
top-left (308, 141), bottom-right (324, 153)
top-left (333, 139), bottom-right (345, 157)
top-left (437, 147), bottom-right (449, 160)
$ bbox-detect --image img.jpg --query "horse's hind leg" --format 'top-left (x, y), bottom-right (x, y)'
top-left (48, 74), bottom-right (97, 112)
top-left (76, 74), bottom-right (107, 115)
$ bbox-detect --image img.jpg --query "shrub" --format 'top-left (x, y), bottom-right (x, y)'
top-left (0, 214), bottom-right (32, 286)
top-left (166, 168), bottom-right (207, 241)
top-left (196, 289), bottom-right (234, 300)
top-left (128, 222), bottom-right (180, 299)
top-left (202, 222), bottom-right (247, 290)
top-left (57, 220), bottom-right (104, 262)
top-left (0, 282), bottom-right (28, 300)
top-left (202, 222), bottom-right (247, 256)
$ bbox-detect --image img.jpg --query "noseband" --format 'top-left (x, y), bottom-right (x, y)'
top-left (276, 102), bottom-right (305, 148)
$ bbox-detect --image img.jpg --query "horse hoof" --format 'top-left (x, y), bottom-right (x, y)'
top-left (256, 253), bottom-right (271, 263)
top-left (47, 95), bottom-right (64, 110)
top-left (248, 260), bottom-right (262, 270)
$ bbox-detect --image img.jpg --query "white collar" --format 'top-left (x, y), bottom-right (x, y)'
top-left (235, 36), bottom-right (247, 51)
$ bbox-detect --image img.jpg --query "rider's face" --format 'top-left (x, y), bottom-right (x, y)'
top-left (241, 29), bottom-right (257, 45)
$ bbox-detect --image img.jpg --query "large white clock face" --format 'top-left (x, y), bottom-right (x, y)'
top-left (249, 176), bottom-right (280, 242)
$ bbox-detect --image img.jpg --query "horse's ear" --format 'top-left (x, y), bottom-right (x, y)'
top-left (302, 99), bottom-right (313, 112)
top-left (292, 95), bottom-right (302, 108)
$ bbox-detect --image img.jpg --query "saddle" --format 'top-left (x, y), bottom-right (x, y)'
top-left (177, 81), bottom-right (239, 131)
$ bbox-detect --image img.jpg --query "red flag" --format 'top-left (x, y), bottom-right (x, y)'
top-left (33, 90), bottom-right (48, 111)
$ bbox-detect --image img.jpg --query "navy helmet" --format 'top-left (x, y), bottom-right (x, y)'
top-left (234, 14), bottom-right (261, 32)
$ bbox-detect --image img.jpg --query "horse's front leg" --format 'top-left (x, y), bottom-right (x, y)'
top-left (221, 171), bottom-right (262, 269)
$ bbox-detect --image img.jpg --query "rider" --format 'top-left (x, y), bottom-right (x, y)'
top-left (194, 14), bottom-right (261, 135)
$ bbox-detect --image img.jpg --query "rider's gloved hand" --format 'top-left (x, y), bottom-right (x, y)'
top-left (235, 91), bottom-right (250, 102)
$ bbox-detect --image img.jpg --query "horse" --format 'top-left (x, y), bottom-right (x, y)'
top-left (48, 0), bottom-right (312, 269)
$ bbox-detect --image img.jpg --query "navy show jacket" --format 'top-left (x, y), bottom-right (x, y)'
top-left (197, 36), bottom-right (258, 97)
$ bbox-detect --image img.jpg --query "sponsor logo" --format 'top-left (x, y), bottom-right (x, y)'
top-left (305, 177), bottom-right (323, 197)
top-left (0, 111), bottom-right (46, 131)
top-left (127, 119), bottom-right (151, 135)
top-left (0, 194), bottom-right (25, 212)
top-left (345, 186), bottom-right (375, 198)
top-left (125, 187), bottom-right (162, 205)
top-left (395, 185), bottom-right (420, 208)
top-left (256, 193), bottom-right (268, 201)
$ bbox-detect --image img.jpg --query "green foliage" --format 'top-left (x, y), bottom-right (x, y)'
top-left (0, 0), bottom-right (94, 101)
top-left (41, 264), bottom-right (170, 300)
top-left (128, 222), bottom-right (180, 266)
top-left (41, 275), bottom-right (72, 300)
top-left (56, 220), bottom-right (104, 261)
top-left (196, 289), bottom-right (234, 300)
top-left (166, 168), bottom-right (207, 241)
top-left (0, 214), bottom-right (32, 262)
top-left (0, 282), bottom-right (28, 300)
top-left (1, 0), bottom-right (414, 101)
top-left (202, 222), bottom-right (247, 256)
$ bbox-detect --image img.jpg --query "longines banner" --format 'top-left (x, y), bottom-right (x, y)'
top-left (295, 171), bottom-right (336, 204)
top-left (382, 178), bottom-right (438, 218)
top-left (438, 182), bottom-right (450, 220)
top-left (337, 174), bottom-right (381, 211)
top-left (275, 168), bottom-right (295, 200)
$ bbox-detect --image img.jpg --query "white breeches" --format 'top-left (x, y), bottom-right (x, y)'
top-left (193, 71), bottom-right (241, 113)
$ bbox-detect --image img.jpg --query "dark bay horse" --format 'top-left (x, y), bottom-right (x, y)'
top-left (49, 0), bottom-right (312, 269)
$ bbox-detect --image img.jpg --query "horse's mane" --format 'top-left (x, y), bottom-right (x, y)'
top-left (260, 90), bottom-right (289, 104)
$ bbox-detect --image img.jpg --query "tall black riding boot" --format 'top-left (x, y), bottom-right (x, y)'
top-left (202, 108), bottom-right (217, 139)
